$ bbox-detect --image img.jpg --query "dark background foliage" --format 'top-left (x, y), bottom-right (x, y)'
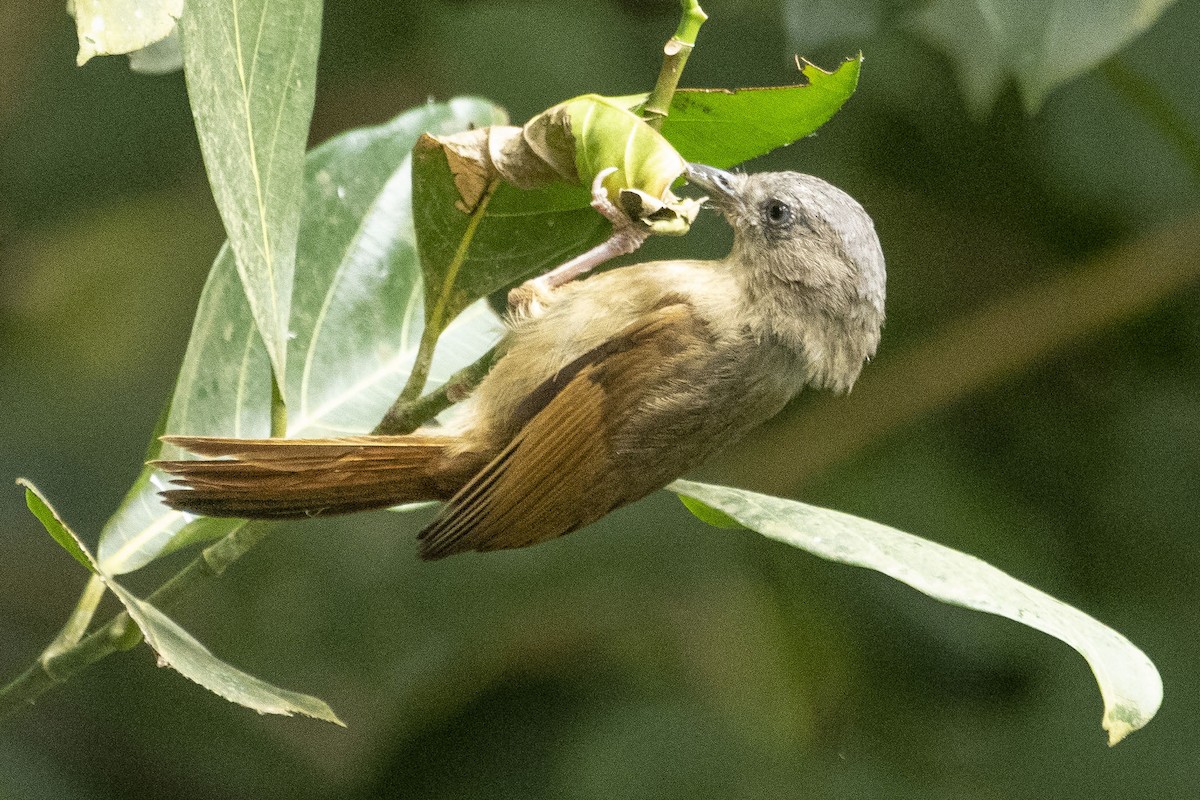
top-left (2, 1), bottom-right (1197, 797)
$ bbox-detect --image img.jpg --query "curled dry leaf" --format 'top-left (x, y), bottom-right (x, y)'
top-left (419, 94), bottom-right (701, 235)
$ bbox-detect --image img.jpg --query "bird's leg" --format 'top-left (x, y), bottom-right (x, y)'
top-left (508, 167), bottom-right (650, 319)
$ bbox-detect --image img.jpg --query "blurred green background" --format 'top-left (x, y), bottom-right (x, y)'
top-left (2, 1), bottom-right (1198, 797)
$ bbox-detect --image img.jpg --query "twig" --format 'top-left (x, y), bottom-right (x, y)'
top-left (374, 344), bottom-right (501, 435)
top-left (642, 0), bottom-right (708, 129)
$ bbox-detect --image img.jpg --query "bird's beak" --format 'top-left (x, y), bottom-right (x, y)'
top-left (684, 162), bottom-right (738, 199)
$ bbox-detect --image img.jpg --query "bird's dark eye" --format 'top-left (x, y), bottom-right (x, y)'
top-left (764, 199), bottom-right (793, 227)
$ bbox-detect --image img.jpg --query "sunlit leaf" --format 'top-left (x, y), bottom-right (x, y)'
top-left (179, 0), bottom-right (321, 384)
top-left (669, 479), bottom-right (1163, 746)
top-left (68, 0), bottom-right (182, 66)
top-left (20, 481), bottom-right (341, 724)
top-left (98, 100), bottom-right (508, 574)
top-left (912, 0), bottom-right (1180, 113)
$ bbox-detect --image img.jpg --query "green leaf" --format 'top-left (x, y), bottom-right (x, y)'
top-left (912, 0), bottom-right (1180, 113)
top-left (411, 146), bottom-right (606, 339)
top-left (68, 0), bottom-right (183, 66)
top-left (98, 99), bottom-right (508, 574)
top-left (106, 580), bottom-right (344, 725)
top-left (178, 0), bottom-right (322, 385)
top-left (677, 494), bottom-right (744, 530)
top-left (19, 479), bottom-right (94, 572)
top-left (668, 479), bottom-right (1163, 746)
top-left (608, 56), bottom-right (862, 170)
top-left (20, 481), bottom-right (341, 724)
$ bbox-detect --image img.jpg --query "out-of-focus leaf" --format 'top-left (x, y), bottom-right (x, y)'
top-left (669, 479), bottom-right (1163, 746)
top-left (178, 0), bottom-right (321, 385)
top-left (782, 0), bottom-right (884, 51)
top-left (20, 481), bottom-right (342, 724)
top-left (913, 0), bottom-right (1180, 113)
top-left (68, 0), bottom-right (182, 66)
top-left (98, 100), bottom-right (508, 575)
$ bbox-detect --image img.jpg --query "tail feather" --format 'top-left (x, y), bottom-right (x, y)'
top-left (155, 434), bottom-right (476, 519)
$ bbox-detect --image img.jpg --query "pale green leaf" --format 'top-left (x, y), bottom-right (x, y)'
top-left (669, 479), bottom-right (1163, 746)
top-left (98, 100), bottom-right (507, 574)
top-left (913, 0), bottom-right (1180, 113)
top-left (178, 0), bottom-right (322, 384)
top-left (68, 0), bottom-right (182, 66)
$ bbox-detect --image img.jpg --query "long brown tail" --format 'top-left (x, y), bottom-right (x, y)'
top-left (155, 435), bottom-right (479, 519)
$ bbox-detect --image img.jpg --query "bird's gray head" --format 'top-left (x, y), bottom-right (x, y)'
top-left (686, 163), bottom-right (887, 393)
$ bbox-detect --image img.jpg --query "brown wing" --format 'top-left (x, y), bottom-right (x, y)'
top-left (418, 302), bottom-right (708, 559)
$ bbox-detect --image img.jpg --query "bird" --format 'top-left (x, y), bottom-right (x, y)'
top-left (156, 163), bottom-right (886, 560)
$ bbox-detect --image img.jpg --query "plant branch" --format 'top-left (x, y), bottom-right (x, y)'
top-left (710, 212), bottom-right (1200, 495)
top-left (0, 520), bottom-right (278, 720)
top-left (1101, 58), bottom-right (1200, 184)
top-left (642, 0), bottom-right (708, 129)
top-left (373, 344), bottom-right (501, 435)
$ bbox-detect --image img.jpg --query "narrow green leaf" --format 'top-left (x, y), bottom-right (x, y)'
top-left (179, 0), bottom-right (322, 385)
top-left (668, 479), bottom-right (1163, 746)
top-left (20, 480), bottom-right (341, 723)
top-left (98, 100), bottom-right (507, 574)
top-left (912, 0), bottom-right (1179, 113)
top-left (106, 580), bottom-right (344, 725)
top-left (19, 479), bottom-right (94, 572)
top-left (68, 0), bottom-right (183, 66)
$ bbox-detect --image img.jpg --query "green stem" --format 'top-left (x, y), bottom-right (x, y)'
top-left (270, 370), bottom-right (287, 437)
top-left (1101, 57), bottom-right (1200, 184)
top-left (43, 573), bottom-right (106, 660)
top-left (642, 0), bottom-right (708, 129)
top-left (373, 344), bottom-right (500, 435)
